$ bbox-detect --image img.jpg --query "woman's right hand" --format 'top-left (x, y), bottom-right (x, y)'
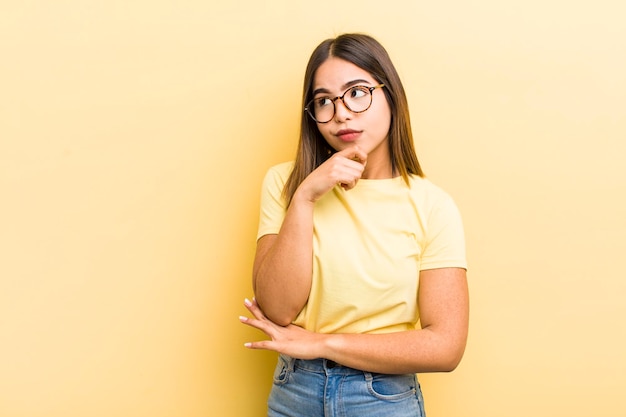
top-left (295, 146), bottom-right (368, 203)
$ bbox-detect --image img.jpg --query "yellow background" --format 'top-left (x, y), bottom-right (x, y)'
top-left (1, 1), bottom-right (625, 416)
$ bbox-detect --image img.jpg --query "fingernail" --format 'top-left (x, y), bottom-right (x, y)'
top-left (244, 298), bottom-right (252, 307)
top-left (244, 342), bottom-right (252, 348)
top-left (239, 315), bottom-right (248, 322)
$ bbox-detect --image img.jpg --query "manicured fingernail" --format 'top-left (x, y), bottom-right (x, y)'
top-left (244, 342), bottom-right (252, 348)
top-left (244, 298), bottom-right (252, 307)
top-left (239, 315), bottom-right (247, 322)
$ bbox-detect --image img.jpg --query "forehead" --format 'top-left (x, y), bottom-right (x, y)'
top-left (313, 57), bottom-right (377, 90)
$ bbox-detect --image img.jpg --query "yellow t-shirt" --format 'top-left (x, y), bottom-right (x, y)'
top-left (257, 161), bottom-right (467, 335)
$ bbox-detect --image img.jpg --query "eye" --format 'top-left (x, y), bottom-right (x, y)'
top-left (315, 97), bottom-right (332, 108)
top-left (349, 87), bottom-right (368, 99)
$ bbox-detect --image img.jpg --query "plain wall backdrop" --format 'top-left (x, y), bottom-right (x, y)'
top-left (1, 1), bottom-right (625, 416)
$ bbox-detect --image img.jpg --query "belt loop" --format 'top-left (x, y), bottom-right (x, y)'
top-left (280, 354), bottom-right (296, 372)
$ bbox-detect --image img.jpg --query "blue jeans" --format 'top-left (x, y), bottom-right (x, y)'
top-left (267, 355), bottom-right (425, 417)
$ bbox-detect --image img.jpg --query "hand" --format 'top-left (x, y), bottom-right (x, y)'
top-left (240, 298), bottom-right (327, 360)
top-left (295, 146), bottom-right (367, 203)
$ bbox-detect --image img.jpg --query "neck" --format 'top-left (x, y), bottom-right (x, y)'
top-left (361, 161), bottom-right (396, 179)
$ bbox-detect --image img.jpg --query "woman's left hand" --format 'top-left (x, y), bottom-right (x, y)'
top-left (240, 298), bottom-right (327, 360)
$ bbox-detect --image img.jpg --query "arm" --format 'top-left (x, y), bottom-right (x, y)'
top-left (252, 146), bottom-right (368, 326)
top-left (242, 267), bottom-right (469, 374)
top-left (324, 267), bottom-right (469, 373)
top-left (252, 197), bottom-right (315, 326)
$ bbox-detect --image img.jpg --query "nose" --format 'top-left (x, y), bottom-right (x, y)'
top-left (333, 98), bottom-right (352, 122)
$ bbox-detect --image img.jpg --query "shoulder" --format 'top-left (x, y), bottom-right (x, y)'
top-left (407, 175), bottom-right (456, 205)
top-left (260, 161), bottom-right (295, 197)
top-left (406, 175), bottom-right (463, 225)
top-left (265, 161), bottom-right (294, 182)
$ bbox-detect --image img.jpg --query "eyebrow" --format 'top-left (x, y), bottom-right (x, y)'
top-left (312, 79), bottom-right (373, 97)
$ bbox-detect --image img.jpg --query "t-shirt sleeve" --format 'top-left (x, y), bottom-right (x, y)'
top-left (420, 193), bottom-right (467, 271)
top-left (256, 163), bottom-right (291, 240)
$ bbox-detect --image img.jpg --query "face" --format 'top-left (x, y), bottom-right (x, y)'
top-left (312, 57), bottom-right (392, 173)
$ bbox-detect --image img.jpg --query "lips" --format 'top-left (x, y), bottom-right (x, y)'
top-left (335, 129), bottom-right (361, 142)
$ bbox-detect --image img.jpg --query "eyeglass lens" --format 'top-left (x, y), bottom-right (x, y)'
top-left (308, 86), bottom-right (374, 123)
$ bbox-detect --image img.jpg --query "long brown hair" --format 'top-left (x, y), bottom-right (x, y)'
top-left (283, 33), bottom-right (423, 205)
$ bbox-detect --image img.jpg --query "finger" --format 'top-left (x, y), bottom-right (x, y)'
top-left (337, 146), bottom-right (367, 164)
top-left (351, 147), bottom-right (368, 164)
top-left (244, 340), bottom-right (276, 351)
top-left (340, 180), bottom-right (357, 190)
top-left (239, 314), bottom-right (274, 335)
top-left (244, 297), bottom-right (266, 320)
top-left (334, 160), bottom-right (364, 189)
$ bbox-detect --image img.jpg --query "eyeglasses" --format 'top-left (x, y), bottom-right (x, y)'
top-left (304, 84), bottom-right (385, 123)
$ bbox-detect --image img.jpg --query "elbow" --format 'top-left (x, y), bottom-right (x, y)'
top-left (264, 308), bottom-right (294, 327)
top-left (418, 332), bottom-right (466, 373)
top-left (269, 315), bottom-right (293, 327)
top-left (255, 298), bottom-right (299, 327)
top-left (437, 345), bottom-right (466, 372)
top-left (420, 324), bottom-right (468, 372)
top-left (439, 353), bottom-right (463, 372)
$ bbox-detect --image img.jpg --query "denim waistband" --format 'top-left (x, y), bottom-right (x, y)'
top-left (283, 355), bottom-right (364, 375)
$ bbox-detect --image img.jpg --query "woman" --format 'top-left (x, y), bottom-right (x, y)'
top-left (239, 33), bottom-right (468, 416)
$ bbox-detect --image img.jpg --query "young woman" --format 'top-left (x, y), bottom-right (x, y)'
top-left (239, 33), bottom-right (469, 416)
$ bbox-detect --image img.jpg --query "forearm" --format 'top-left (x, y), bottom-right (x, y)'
top-left (241, 282), bottom-right (468, 374)
top-left (313, 268), bottom-right (468, 374)
top-left (320, 328), bottom-right (467, 374)
top-left (253, 196), bottom-right (315, 325)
